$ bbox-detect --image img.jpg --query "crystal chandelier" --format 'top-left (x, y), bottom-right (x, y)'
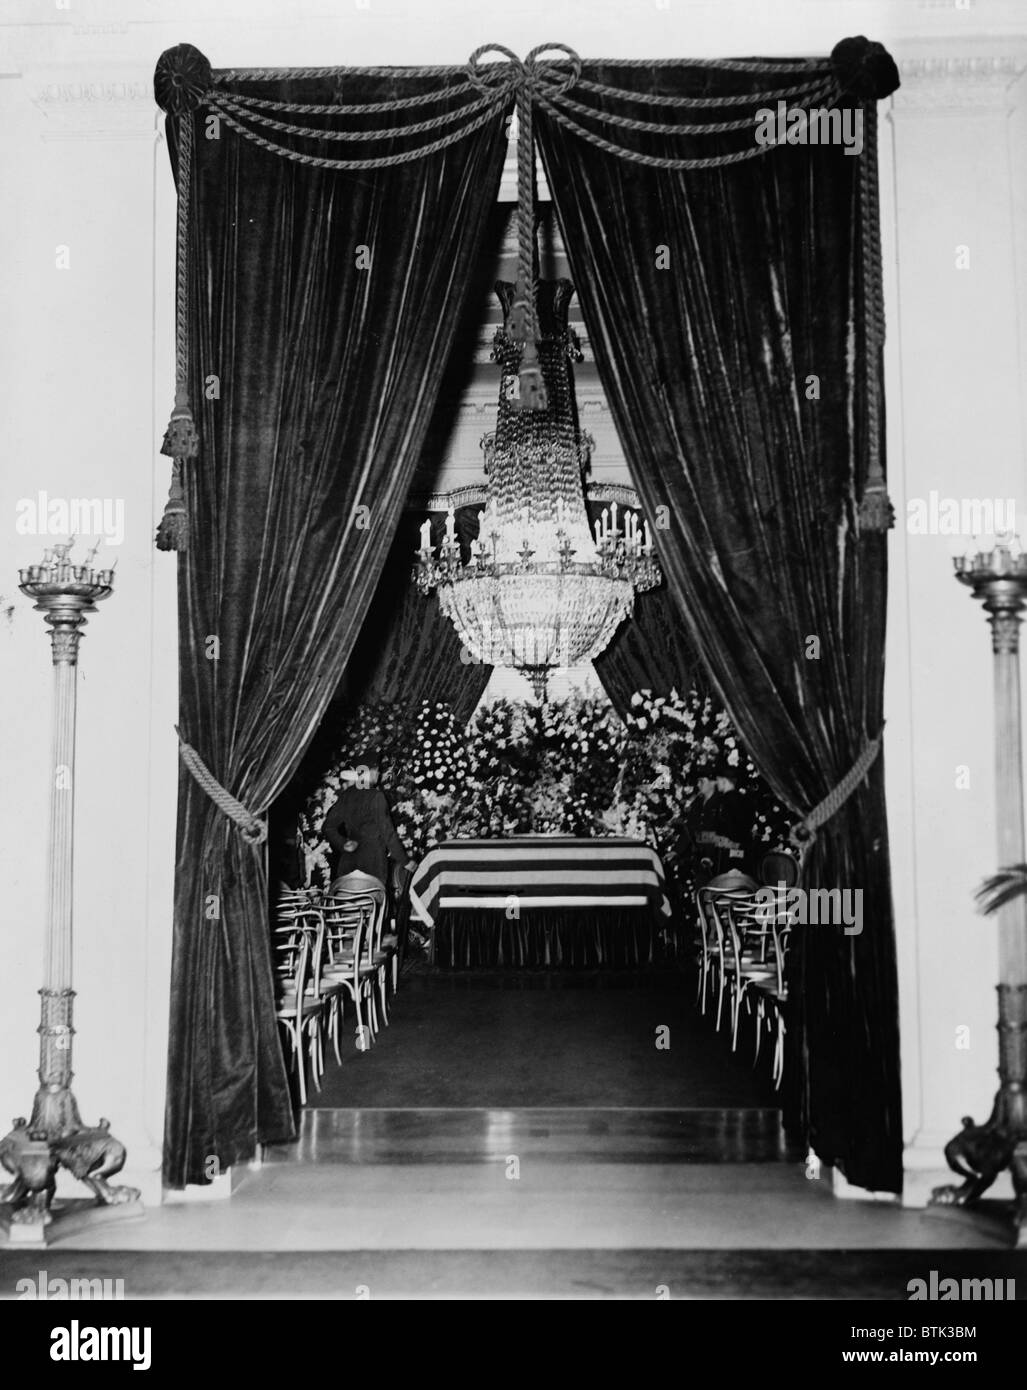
top-left (413, 278), bottom-right (661, 701)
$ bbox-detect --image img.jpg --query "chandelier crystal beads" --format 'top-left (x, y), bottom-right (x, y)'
top-left (413, 278), bottom-right (661, 701)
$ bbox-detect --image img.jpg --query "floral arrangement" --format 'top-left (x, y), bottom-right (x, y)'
top-left (616, 687), bottom-right (792, 904)
top-left (392, 702), bottom-right (472, 857)
top-left (299, 685), bottom-right (791, 902)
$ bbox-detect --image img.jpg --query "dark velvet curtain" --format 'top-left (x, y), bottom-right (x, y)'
top-left (586, 499), bottom-right (700, 714)
top-left (341, 507), bottom-right (493, 722)
top-left (164, 77), bottom-right (508, 1187)
top-left (537, 69), bottom-right (901, 1190)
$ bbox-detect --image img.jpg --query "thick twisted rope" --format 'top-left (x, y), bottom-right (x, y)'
top-left (156, 110), bottom-right (196, 552)
top-left (212, 85), bottom-right (505, 142)
top-left (511, 66), bottom-right (545, 407)
top-left (789, 732), bottom-right (883, 857)
top-left (177, 727), bottom-right (268, 846)
top-left (573, 73), bottom-right (828, 107)
top-left (551, 80), bottom-right (835, 137)
top-left (857, 101), bottom-right (894, 532)
top-left (223, 82), bottom-right (482, 114)
top-left (537, 77), bottom-right (845, 170)
top-left (464, 43), bottom-right (582, 410)
top-left (214, 63), bottom-right (468, 81)
top-left (209, 93), bottom-right (509, 169)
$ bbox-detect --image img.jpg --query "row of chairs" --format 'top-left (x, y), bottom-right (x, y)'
top-left (273, 873), bottom-right (399, 1105)
top-left (695, 875), bottom-right (795, 1089)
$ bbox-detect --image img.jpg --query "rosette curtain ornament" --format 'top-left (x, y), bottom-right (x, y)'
top-left (533, 40), bottom-right (902, 1190)
top-left (153, 45), bottom-right (509, 1187)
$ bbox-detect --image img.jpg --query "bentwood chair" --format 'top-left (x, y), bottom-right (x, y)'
top-left (320, 884), bottom-right (383, 1051)
top-left (695, 880), bottom-right (776, 1060)
top-left (729, 886), bottom-right (791, 1068)
top-left (274, 926), bottom-right (322, 1105)
top-left (695, 872), bottom-right (759, 1030)
top-left (274, 904), bottom-right (345, 1091)
top-left (329, 871), bottom-right (397, 1020)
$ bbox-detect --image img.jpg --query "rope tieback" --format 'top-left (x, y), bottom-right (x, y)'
top-left (176, 727), bottom-right (267, 846)
top-left (788, 732), bottom-right (883, 857)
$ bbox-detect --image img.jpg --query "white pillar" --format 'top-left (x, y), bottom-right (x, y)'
top-left (0, 64), bottom-right (179, 1206)
top-left (885, 53), bottom-right (1027, 1203)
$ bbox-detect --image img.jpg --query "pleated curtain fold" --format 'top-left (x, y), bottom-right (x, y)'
top-left (163, 78), bottom-right (508, 1188)
top-left (536, 65), bottom-right (901, 1191)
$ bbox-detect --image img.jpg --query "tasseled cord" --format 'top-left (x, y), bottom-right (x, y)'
top-left (156, 103), bottom-right (198, 553)
top-left (855, 101), bottom-right (894, 535)
top-left (510, 80), bottom-right (548, 412)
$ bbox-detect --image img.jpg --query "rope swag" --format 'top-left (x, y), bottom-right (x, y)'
top-left (152, 35), bottom-right (900, 548)
top-left (176, 726), bottom-right (268, 846)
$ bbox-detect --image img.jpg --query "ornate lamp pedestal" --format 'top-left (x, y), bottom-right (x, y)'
top-left (930, 536), bottom-right (1027, 1245)
top-left (0, 544), bottom-right (141, 1247)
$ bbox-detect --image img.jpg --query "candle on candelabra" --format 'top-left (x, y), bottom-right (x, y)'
top-left (610, 501), bottom-right (618, 538)
top-left (419, 520), bottom-right (432, 552)
top-left (643, 519), bottom-right (652, 551)
top-left (594, 519), bottom-right (602, 547)
top-left (444, 508), bottom-right (456, 542)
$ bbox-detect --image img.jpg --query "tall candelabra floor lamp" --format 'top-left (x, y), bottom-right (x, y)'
top-left (0, 542), bottom-right (142, 1248)
top-left (930, 534), bottom-right (1027, 1246)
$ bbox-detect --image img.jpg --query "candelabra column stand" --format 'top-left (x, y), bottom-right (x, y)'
top-left (0, 546), bottom-right (141, 1247)
top-left (931, 553), bottom-right (1027, 1245)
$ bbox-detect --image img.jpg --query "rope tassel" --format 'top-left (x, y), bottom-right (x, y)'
top-left (161, 398), bottom-right (199, 461)
top-left (155, 457), bottom-right (188, 553)
top-left (154, 62), bottom-right (203, 554)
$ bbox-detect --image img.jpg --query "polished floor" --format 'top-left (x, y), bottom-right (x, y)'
top-left (275, 1105), bottom-right (794, 1164)
top-left (2, 965), bottom-right (1023, 1298)
top-left (311, 965), bottom-right (779, 1109)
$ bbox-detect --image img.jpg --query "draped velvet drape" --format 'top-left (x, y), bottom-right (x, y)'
top-left (537, 69), bottom-right (901, 1190)
top-left (163, 78), bottom-right (508, 1187)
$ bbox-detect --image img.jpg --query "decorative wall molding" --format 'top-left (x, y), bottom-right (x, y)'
top-left (893, 53), bottom-right (1025, 112)
top-left (26, 66), bottom-right (157, 139)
